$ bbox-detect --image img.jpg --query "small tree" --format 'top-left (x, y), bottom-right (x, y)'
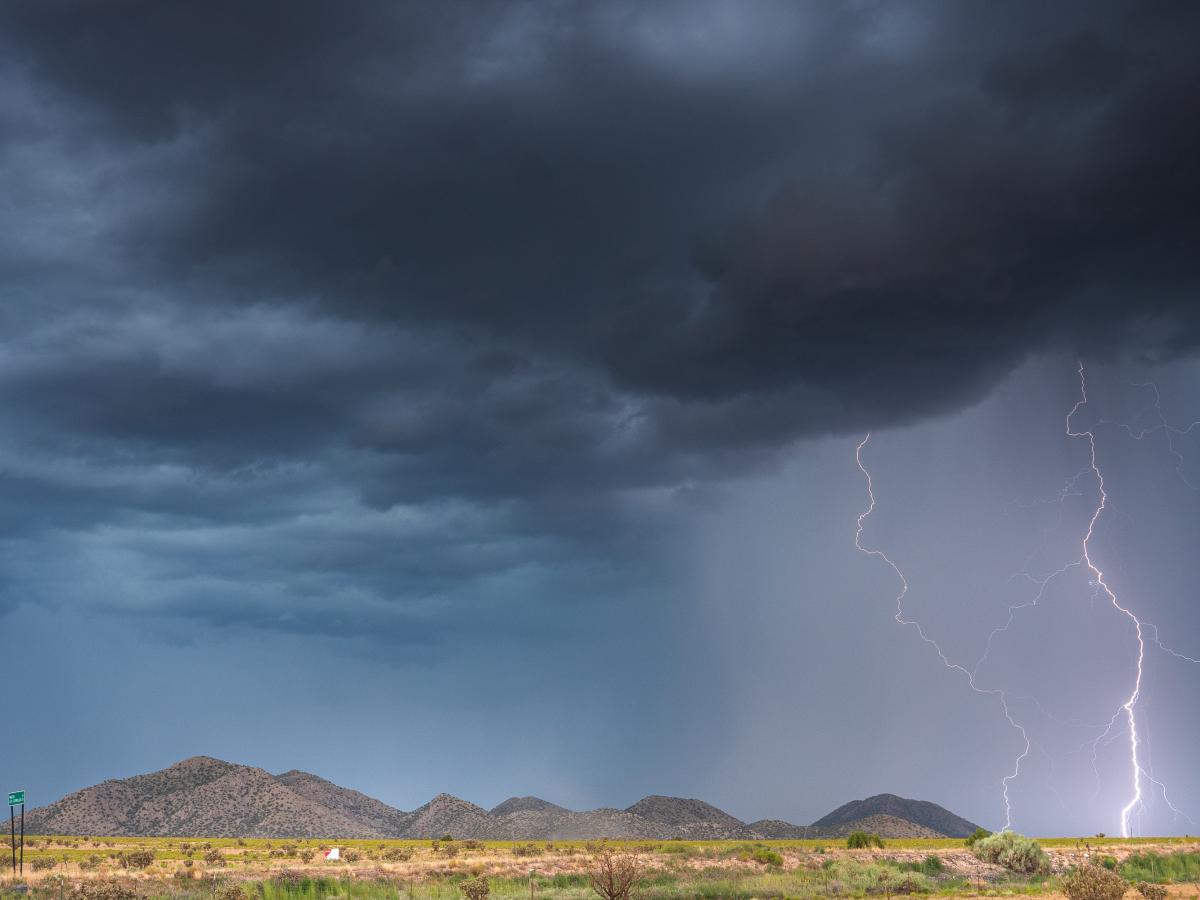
top-left (589, 849), bottom-right (643, 900)
top-left (1062, 864), bottom-right (1129, 900)
top-left (965, 827), bottom-right (992, 848)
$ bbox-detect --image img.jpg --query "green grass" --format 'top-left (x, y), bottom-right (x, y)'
top-left (1119, 851), bottom-right (1200, 883)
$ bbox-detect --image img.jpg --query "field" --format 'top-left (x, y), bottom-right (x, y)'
top-left (2, 835), bottom-right (1198, 899)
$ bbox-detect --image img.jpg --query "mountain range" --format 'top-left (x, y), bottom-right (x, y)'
top-left (24, 757), bottom-right (981, 840)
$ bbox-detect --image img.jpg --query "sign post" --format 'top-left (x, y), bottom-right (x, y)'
top-left (8, 791), bottom-right (24, 877)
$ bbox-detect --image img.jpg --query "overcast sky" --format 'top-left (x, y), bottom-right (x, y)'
top-left (2, 1), bottom-right (1198, 837)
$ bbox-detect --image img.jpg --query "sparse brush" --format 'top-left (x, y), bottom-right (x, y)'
top-left (1062, 864), bottom-right (1130, 900)
top-left (1136, 882), bottom-right (1168, 900)
top-left (383, 848), bottom-right (412, 862)
top-left (32, 856), bottom-right (58, 871)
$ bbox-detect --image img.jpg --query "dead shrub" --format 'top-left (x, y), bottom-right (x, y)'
top-left (588, 849), bottom-right (644, 900)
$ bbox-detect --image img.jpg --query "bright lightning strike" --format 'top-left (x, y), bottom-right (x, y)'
top-left (855, 434), bottom-right (1031, 830)
top-left (855, 363), bottom-right (1199, 836)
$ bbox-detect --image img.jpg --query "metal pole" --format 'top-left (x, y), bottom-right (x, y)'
top-left (9, 805), bottom-right (14, 876)
top-left (18, 803), bottom-right (23, 876)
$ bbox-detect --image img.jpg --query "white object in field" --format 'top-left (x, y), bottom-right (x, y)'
top-left (324, 847), bottom-right (340, 860)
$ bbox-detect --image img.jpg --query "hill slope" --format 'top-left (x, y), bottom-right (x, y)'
top-left (812, 793), bottom-right (981, 838)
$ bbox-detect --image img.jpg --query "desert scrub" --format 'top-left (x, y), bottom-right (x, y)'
top-left (205, 848), bottom-right (225, 866)
top-left (847, 830), bottom-right (885, 849)
top-left (383, 847), bottom-right (412, 862)
top-left (1135, 882), bottom-right (1168, 900)
top-left (511, 842), bottom-right (542, 857)
top-left (32, 856), bottom-right (59, 871)
top-left (459, 876), bottom-right (490, 899)
top-left (342, 849), bottom-right (362, 862)
top-left (1063, 864), bottom-right (1130, 900)
top-left (971, 831), bottom-right (1050, 874)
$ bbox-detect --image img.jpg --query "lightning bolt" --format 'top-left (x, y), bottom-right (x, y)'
top-left (1068, 361), bottom-right (1151, 838)
top-left (855, 434), bottom-right (1031, 830)
top-left (855, 362), bottom-right (1199, 836)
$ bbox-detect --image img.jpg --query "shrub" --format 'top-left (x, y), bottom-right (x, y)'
top-left (80, 854), bottom-right (103, 871)
top-left (441, 834), bottom-right (454, 842)
top-left (383, 848), bottom-right (413, 862)
top-left (462, 840), bottom-right (483, 850)
top-left (847, 831), bottom-right (885, 849)
top-left (460, 876), bottom-right (490, 899)
top-left (205, 848), bottom-right (225, 866)
top-left (971, 831), bottom-right (1050, 874)
top-left (32, 856), bottom-right (58, 871)
top-left (1063, 864), bottom-right (1130, 900)
top-left (342, 849), bottom-right (361, 863)
top-left (512, 843), bottom-right (542, 857)
top-left (1135, 883), bottom-right (1167, 900)
top-left (965, 827), bottom-right (992, 848)
top-left (750, 848), bottom-right (784, 867)
top-left (119, 849), bottom-right (155, 870)
top-left (588, 849), bottom-right (644, 900)
top-left (441, 843), bottom-right (459, 858)
top-left (68, 880), bottom-right (139, 900)
top-left (1100, 856), bottom-right (1119, 871)
top-left (216, 886), bottom-right (247, 900)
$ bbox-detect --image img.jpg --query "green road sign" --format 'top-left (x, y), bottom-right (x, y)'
top-left (7, 791), bottom-right (23, 806)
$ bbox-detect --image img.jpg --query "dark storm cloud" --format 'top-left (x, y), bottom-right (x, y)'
top-left (1, 0), bottom-right (1198, 642)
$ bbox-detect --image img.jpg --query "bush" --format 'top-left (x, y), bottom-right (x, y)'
top-left (965, 827), bottom-right (992, 848)
top-left (460, 876), bottom-right (490, 899)
top-left (1136, 883), bottom-right (1167, 900)
top-left (32, 856), bottom-right (58, 871)
top-left (383, 847), bottom-right (413, 862)
top-left (342, 849), bottom-right (361, 863)
top-left (750, 848), bottom-right (784, 867)
top-left (971, 831), bottom-right (1050, 874)
top-left (204, 848), bottom-right (225, 866)
top-left (589, 849), bottom-right (644, 900)
top-left (441, 834), bottom-right (454, 842)
top-left (441, 843), bottom-right (459, 858)
top-left (1100, 856), bottom-right (1119, 871)
top-left (847, 831), bottom-right (885, 849)
top-left (119, 849), bottom-right (155, 870)
top-left (462, 840), bottom-right (484, 850)
top-left (68, 880), bottom-right (139, 900)
top-left (512, 843), bottom-right (542, 857)
top-left (80, 854), bottom-right (103, 871)
top-left (1063, 864), bottom-right (1130, 900)
top-left (216, 886), bottom-right (247, 900)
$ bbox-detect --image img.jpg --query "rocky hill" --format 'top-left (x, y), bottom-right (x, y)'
top-left (812, 793), bottom-right (981, 838)
top-left (24, 758), bottom-right (981, 840)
